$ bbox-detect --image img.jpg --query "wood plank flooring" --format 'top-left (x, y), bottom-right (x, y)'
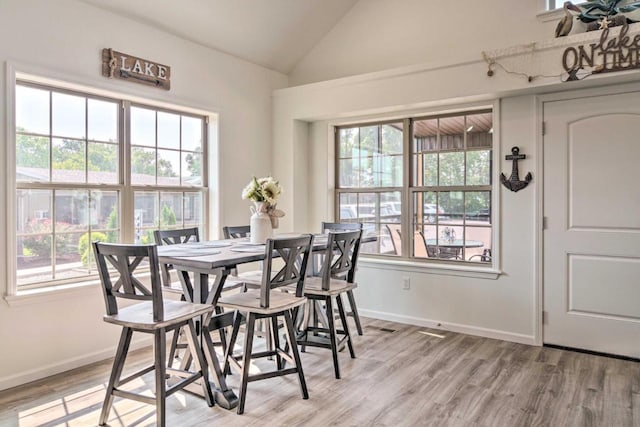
top-left (1, 317), bottom-right (639, 426)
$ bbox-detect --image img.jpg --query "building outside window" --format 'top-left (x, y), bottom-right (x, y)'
top-left (335, 110), bottom-right (493, 265)
top-left (14, 82), bottom-right (207, 290)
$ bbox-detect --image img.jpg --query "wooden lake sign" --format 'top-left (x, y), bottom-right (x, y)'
top-left (562, 23), bottom-right (640, 81)
top-left (102, 48), bottom-right (170, 90)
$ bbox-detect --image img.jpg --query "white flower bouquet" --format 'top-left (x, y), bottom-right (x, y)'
top-left (242, 176), bottom-right (285, 227)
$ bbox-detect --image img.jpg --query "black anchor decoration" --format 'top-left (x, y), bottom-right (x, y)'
top-left (500, 146), bottom-right (532, 192)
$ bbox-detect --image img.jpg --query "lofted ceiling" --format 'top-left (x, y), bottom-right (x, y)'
top-left (80, 0), bottom-right (358, 74)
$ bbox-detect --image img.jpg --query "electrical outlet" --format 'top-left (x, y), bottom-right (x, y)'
top-left (402, 277), bottom-right (410, 290)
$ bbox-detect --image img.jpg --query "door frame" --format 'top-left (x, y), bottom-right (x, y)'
top-left (535, 81), bottom-right (640, 346)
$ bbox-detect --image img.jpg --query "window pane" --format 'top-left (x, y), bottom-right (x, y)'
top-left (160, 193), bottom-right (182, 228)
top-left (17, 189), bottom-right (52, 234)
top-left (413, 119), bottom-right (438, 152)
top-left (16, 134), bottom-right (50, 182)
top-left (52, 138), bottom-right (85, 183)
top-left (158, 111), bottom-right (180, 149)
top-left (131, 147), bottom-right (156, 185)
top-left (18, 235), bottom-right (52, 285)
top-left (184, 192), bottom-right (203, 226)
top-left (182, 116), bottom-right (202, 152)
top-left (52, 93), bottom-right (85, 139)
top-left (438, 191), bottom-right (463, 224)
top-left (359, 126), bottom-right (378, 154)
top-left (465, 191), bottom-right (491, 225)
top-left (467, 113), bottom-right (493, 148)
top-left (423, 153), bottom-right (438, 187)
top-left (134, 191), bottom-right (158, 244)
top-left (92, 191), bottom-right (119, 242)
top-left (465, 227), bottom-right (492, 262)
top-left (157, 149), bottom-right (180, 186)
top-left (381, 123), bottom-right (402, 154)
top-left (131, 107), bottom-right (156, 147)
top-left (439, 116), bottom-right (464, 150)
top-left (55, 232), bottom-right (84, 279)
top-left (55, 190), bottom-right (88, 232)
top-left (88, 99), bottom-right (118, 142)
top-left (439, 152), bottom-right (464, 186)
top-left (16, 85), bottom-right (50, 135)
top-left (88, 142), bottom-right (118, 184)
top-left (339, 128), bottom-right (358, 158)
top-left (339, 158), bottom-right (358, 188)
top-left (182, 152), bottom-right (202, 186)
top-left (466, 150), bottom-right (491, 186)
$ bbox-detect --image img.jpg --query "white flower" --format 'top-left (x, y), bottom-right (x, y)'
top-left (241, 176), bottom-right (283, 205)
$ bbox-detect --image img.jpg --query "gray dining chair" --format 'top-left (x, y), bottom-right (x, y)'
top-left (217, 235), bottom-right (313, 414)
top-left (321, 222), bottom-right (365, 336)
top-left (297, 229), bottom-right (362, 379)
top-left (93, 242), bottom-right (214, 427)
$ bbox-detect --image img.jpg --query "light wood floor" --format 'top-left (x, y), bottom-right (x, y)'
top-left (1, 317), bottom-right (639, 426)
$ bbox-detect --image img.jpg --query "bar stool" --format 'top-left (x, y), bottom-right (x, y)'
top-left (320, 222), bottom-right (364, 336)
top-left (93, 242), bottom-right (214, 427)
top-left (217, 235), bottom-right (313, 414)
top-left (297, 229), bottom-right (362, 379)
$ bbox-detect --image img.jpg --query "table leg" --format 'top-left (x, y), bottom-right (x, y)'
top-left (174, 267), bottom-right (239, 410)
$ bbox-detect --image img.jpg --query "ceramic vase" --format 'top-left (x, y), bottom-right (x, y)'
top-left (250, 202), bottom-right (273, 243)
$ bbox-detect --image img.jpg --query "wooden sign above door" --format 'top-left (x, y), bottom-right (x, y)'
top-left (101, 48), bottom-right (171, 90)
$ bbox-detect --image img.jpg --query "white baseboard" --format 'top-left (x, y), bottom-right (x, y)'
top-left (359, 309), bottom-right (536, 346)
top-left (0, 337), bottom-right (152, 392)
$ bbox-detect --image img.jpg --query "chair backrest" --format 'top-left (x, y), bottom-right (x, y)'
top-left (259, 235), bottom-right (313, 308)
top-left (153, 227), bottom-right (200, 286)
top-left (417, 230), bottom-right (438, 257)
top-left (154, 227), bottom-right (200, 246)
top-left (385, 224), bottom-right (402, 255)
top-left (222, 225), bottom-right (251, 239)
top-left (93, 242), bottom-right (164, 321)
top-left (321, 222), bottom-right (362, 232)
top-left (318, 230), bottom-right (362, 290)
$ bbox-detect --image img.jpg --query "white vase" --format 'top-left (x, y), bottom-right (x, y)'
top-left (250, 202), bottom-right (273, 243)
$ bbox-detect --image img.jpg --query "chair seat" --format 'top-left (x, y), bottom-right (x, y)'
top-left (218, 290), bottom-right (307, 314)
top-left (302, 276), bottom-right (357, 296)
top-left (104, 300), bottom-right (214, 330)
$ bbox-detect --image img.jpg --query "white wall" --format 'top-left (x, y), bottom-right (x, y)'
top-left (289, 0), bottom-right (558, 85)
top-left (275, 18), bottom-right (640, 345)
top-left (0, 0), bottom-right (287, 390)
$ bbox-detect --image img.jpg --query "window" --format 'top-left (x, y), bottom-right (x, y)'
top-left (14, 82), bottom-right (207, 289)
top-left (335, 110), bottom-right (493, 264)
top-left (547, 0), bottom-right (581, 9)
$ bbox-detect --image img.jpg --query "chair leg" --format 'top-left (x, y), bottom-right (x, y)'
top-left (184, 319), bottom-right (214, 407)
top-left (223, 312), bottom-right (243, 376)
top-left (154, 329), bottom-right (167, 427)
top-left (325, 296), bottom-right (340, 379)
top-left (237, 313), bottom-right (256, 415)
top-left (336, 294), bottom-right (355, 359)
top-left (283, 310), bottom-right (308, 399)
top-left (271, 315), bottom-right (283, 370)
top-left (99, 327), bottom-right (132, 426)
top-left (215, 306), bottom-right (228, 354)
top-left (346, 289), bottom-right (363, 336)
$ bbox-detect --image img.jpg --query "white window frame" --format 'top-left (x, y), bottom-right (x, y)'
top-left (5, 66), bottom-right (218, 300)
top-left (333, 104), bottom-right (500, 278)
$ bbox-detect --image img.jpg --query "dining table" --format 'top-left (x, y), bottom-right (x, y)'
top-left (156, 232), bottom-right (376, 410)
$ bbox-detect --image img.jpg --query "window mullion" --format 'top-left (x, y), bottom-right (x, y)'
top-left (401, 118), bottom-right (411, 258)
top-left (121, 100), bottom-right (134, 243)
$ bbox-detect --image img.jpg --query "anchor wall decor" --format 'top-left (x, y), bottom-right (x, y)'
top-left (500, 146), bottom-right (532, 192)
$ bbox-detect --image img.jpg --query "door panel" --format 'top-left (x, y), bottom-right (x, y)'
top-left (544, 91), bottom-right (640, 358)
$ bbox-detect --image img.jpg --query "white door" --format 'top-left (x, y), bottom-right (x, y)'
top-left (543, 90), bottom-right (640, 358)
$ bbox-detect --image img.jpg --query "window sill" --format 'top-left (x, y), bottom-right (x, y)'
top-left (4, 279), bottom-right (102, 307)
top-left (358, 256), bottom-right (502, 280)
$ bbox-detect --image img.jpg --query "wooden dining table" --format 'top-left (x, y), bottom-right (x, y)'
top-left (156, 232), bottom-right (375, 410)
